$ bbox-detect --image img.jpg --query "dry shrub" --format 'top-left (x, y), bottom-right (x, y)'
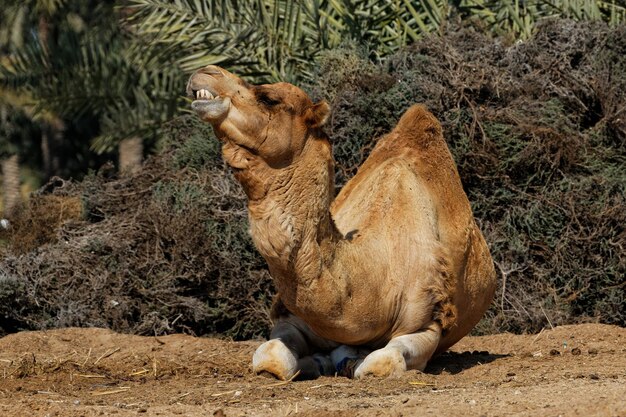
top-left (4, 189), bottom-right (83, 254)
top-left (1, 19), bottom-right (624, 339)
top-left (0, 116), bottom-right (273, 338)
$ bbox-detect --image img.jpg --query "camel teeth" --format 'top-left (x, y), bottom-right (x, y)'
top-left (196, 89), bottom-right (216, 100)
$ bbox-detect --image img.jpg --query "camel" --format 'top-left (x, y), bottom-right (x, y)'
top-left (187, 65), bottom-right (496, 379)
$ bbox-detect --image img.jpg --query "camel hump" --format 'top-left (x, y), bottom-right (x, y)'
top-left (392, 104), bottom-right (443, 148)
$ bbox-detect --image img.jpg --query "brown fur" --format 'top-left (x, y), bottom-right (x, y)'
top-left (187, 66), bottom-right (496, 368)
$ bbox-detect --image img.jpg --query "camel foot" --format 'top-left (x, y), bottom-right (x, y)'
top-left (252, 339), bottom-right (298, 380)
top-left (353, 348), bottom-right (406, 378)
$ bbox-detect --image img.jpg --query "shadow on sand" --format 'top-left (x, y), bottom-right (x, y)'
top-left (425, 350), bottom-right (510, 375)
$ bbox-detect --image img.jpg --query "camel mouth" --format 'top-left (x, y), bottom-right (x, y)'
top-left (191, 87), bottom-right (218, 100)
top-left (190, 88), bottom-right (231, 119)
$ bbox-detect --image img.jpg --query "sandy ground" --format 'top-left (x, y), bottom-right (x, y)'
top-left (0, 323), bottom-right (624, 416)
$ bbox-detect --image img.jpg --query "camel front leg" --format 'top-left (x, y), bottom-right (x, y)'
top-left (252, 315), bottom-right (336, 380)
top-left (352, 321), bottom-right (442, 378)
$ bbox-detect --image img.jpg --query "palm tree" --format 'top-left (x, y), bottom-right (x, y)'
top-left (0, 155), bottom-right (19, 217)
top-left (2, 0), bottom-right (624, 187)
top-left (124, 0), bottom-right (451, 83)
top-left (0, 0), bottom-right (70, 182)
top-left (0, 89), bottom-right (51, 217)
top-left (127, 0), bottom-right (626, 85)
top-left (0, 0), bottom-right (185, 176)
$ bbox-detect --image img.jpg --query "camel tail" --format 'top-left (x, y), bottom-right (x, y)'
top-left (392, 104), bottom-right (443, 148)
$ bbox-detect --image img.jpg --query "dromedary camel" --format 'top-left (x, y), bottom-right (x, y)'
top-left (187, 66), bottom-right (496, 379)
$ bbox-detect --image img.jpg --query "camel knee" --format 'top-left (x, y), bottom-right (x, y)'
top-left (253, 318), bottom-right (323, 380)
top-left (353, 348), bottom-right (406, 378)
top-left (390, 322), bottom-right (441, 370)
top-left (354, 321), bottom-right (442, 378)
top-left (252, 339), bottom-right (298, 380)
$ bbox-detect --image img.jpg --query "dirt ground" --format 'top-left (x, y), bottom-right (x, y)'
top-left (0, 324), bottom-right (624, 416)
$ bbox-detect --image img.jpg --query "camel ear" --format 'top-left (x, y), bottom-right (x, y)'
top-left (305, 101), bottom-right (330, 128)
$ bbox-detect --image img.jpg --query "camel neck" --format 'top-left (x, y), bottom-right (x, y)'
top-left (246, 136), bottom-right (339, 293)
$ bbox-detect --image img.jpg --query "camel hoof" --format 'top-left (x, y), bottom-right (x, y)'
top-left (252, 339), bottom-right (298, 380)
top-left (353, 348), bottom-right (406, 379)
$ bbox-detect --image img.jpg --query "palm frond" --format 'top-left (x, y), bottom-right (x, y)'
top-left (1, 16), bottom-right (185, 152)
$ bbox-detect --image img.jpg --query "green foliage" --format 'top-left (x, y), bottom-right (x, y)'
top-left (160, 115), bottom-right (221, 169)
top-left (0, 0), bottom-right (185, 157)
top-left (459, 0), bottom-right (625, 39)
top-left (153, 180), bottom-right (205, 213)
top-left (2, 0), bottom-right (624, 184)
top-left (126, 0), bottom-right (626, 86)
top-left (125, 0), bottom-right (316, 82)
top-left (124, 0), bottom-right (451, 83)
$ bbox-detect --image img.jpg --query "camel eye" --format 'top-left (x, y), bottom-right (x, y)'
top-left (257, 92), bottom-right (281, 107)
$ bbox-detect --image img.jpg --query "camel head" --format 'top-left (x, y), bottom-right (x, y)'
top-left (187, 65), bottom-right (330, 169)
